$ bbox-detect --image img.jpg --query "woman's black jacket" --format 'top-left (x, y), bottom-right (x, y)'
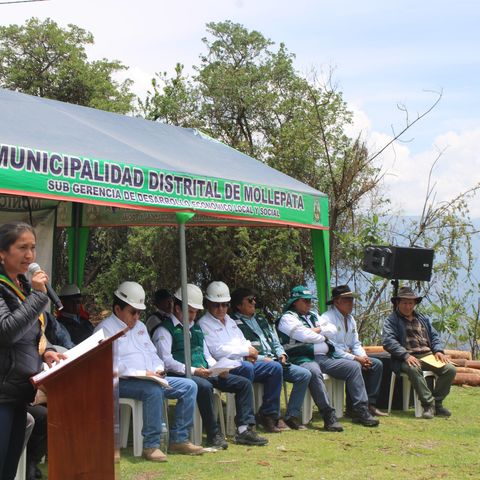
top-left (0, 274), bottom-right (49, 403)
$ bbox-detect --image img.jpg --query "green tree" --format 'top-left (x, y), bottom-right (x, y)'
top-left (0, 17), bottom-right (134, 113)
top-left (116, 21), bottom-right (383, 314)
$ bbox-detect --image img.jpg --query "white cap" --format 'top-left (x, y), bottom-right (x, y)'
top-left (174, 284), bottom-right (204, 310)
top-left (205, 281), bottom-right (231, 303)
top-left (114, 281), bottom-right (146, 310)
top-left (59, 284), bottom-right (81, 297)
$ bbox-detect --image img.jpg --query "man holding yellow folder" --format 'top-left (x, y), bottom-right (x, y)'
top-left (382, 287), bottom-right (456, 419)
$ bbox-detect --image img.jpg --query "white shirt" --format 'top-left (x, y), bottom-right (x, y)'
top-left (94, 313), bottom-right (164, 377)
top-left (198, 311), bottom-right (251, 360)
top-left (152, 314), bottom-right (217, 375)
top-left (319, 307), bottom-right (366, 360)
top-left (145, 309), bottom-right (170, 335)
top-left (277, 310), bottom-right (337, 356)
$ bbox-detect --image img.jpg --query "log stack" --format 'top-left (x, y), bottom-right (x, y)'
top-left (446, 349), bottom-right (480, 386)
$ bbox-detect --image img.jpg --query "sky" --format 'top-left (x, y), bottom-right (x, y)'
top-left (2, 0), bottom-right (480, 217)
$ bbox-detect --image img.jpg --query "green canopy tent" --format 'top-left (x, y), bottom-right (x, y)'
top-left (0, 87), bottom-right (330, 377)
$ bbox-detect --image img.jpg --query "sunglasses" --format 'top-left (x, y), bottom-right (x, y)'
top-left (212, 302), bottom-right (230, 309)
top-left (246, 296), bottom-right (256, 304)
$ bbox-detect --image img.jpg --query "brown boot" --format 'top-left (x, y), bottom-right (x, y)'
top-left (284, 416), bottom-right (307, 430)
top-left (368, 404), bottom-right (389, 417)
top-left (255, 412), bottom-right (281, 433)
top-left (169, 442), bottom-right (204, 455)
top-left (276, 417), bottom-right (291, 431)
top-left (142, 448), bottom-right (167, 462)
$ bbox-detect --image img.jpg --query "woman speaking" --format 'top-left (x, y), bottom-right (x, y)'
top-left (0, 221), bottom-right (63, 479)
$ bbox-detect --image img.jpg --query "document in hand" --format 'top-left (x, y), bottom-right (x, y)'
top-left (31, 329), bottom-right (107, 384)
top-left (124, 373), bottom-right (171, 389)
top-left (209, 358), bottom-right (241, 377)
top-left (421, 353), bottom-right (447, 368)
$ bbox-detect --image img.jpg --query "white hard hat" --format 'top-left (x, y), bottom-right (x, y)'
top-left (59, 284), bottom-right (81, 297)
top-left (174, 284), bottom-right (204, 310)
top-left (205, 281), bottom-right (231, 302)
top-left (114, 281), bottom-right (146, 310)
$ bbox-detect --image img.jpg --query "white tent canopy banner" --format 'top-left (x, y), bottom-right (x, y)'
top-left (0, 88), bottom-right (328, 230)
top-left (0, 88), bottom-right (331, 385)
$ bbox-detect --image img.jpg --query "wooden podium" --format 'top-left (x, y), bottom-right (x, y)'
top-left (31, 328), bottom-right (127, 480)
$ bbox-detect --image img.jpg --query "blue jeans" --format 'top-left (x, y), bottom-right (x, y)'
top-left (231, 360), bottom-right (283, 417)
top-left (315, 355), bottom-right (368, 408)
top-left (0, 402), bottom-right (27, 480)
top-left (170, 372), bottom-right (255, 436)
top-left (283, 364), bottom-right (311, 419)
top-left (207, 374), bottom-right (256, 428)
top-left (119, 376), bottom-right (197, 448)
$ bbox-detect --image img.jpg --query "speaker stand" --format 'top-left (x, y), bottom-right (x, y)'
top-left (391, 279), bottom-right (399, 311)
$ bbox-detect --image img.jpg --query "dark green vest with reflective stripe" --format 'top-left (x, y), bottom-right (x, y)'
top-left (276, 310), bottom-right (318, 365)
top-left (161, 317), bottom-right (208, 368)
top-left (231, 312), bottom-right (275, 356)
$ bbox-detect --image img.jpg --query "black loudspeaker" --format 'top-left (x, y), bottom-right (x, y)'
top-left (363, 245), bottom-right (434, 281)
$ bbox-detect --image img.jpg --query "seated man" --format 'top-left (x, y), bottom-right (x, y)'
top-left (57, 284), bottom-right (94, 345)
top-left (278, 286), bottom-right (378, 428)
top-left (95, 281), bottom-right (203, 461)
top-left (382, 286), bottom-right (456, 419)
top-left (146, 289), bottom-right (174, 337)
top-left (45, 311), bottom-right (75, 350)
top-left (198, 281), bottom-right (284, 433)
top-left (153, 284), bottom-right (267, 447)
top-left (320, 285), bottom-right (386, 417)
top-left (230, 287), bottom-right (311, 430)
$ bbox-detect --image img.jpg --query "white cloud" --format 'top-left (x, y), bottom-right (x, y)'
top-left (349, 106), bottom-right (480, 217)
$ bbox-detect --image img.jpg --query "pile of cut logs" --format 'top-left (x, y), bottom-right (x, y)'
top-left (445, 349), bottom-right (480, 386)
top-left (364, 347), bottom-right (480, 386)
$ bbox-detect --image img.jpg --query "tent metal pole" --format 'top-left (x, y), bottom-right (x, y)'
top-left (176, 212), bottom-right (197, 443)
top-left (176, 213), bottom-right (196, 379)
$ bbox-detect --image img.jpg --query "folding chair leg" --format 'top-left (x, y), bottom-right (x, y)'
top-left (225, 393), bottom-right (236, 436)
top-left (191, 405), bottom-right (203, 445)
top-left (301, 391), bottom-right (313, 425)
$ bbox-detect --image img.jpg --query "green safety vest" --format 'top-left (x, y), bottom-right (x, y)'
top-left (276, 310), bottom-right (319, 365)
top-left (231, 312), bottom-right (276, 356)
top-left (161, 317), bottom-right (208, 369)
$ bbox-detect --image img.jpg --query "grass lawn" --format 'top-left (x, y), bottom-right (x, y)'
top-left (40, 386), bottom-right (480, 479)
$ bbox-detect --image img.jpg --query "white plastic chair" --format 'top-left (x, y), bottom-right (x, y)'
top-left (119, 397), bottom-right (171, 455)
top-left (387, 370), bottom-right (437, 417)
top-left (226, 384), bottom-right (262, 436)
top-left (225, 393), bottom-right (237, 436)
top-left (300, 374), bottom-right (344, 424)
top-left (14, 448), bottom-right (27, 480)
top-left (119, 398), bottom-right (144, 457)
top-left (252, 382), bottom-right (264, 414)
top-left (190, 388), bottom-right (225, 445)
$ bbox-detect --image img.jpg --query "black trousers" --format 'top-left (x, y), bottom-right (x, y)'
top-left (27, 404), bottom-right (48, 465)
top-left (0, 402), bottom-right (27, 480)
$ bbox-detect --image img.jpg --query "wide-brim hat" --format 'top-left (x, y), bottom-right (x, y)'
top-left (59, 283), bottom-right (82, 298)
top-left (391, 286), bottom-right (423, 304)
top-left (283, 285), bottom-right (317, 311)
top-left (326, 284), bottom-right (358, 305)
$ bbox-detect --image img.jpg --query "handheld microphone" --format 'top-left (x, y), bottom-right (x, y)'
top-left (28, 263), bottom-right (64, 311)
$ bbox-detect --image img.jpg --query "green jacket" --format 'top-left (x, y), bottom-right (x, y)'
top-left (161, 317), bottom-right (208, 368)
